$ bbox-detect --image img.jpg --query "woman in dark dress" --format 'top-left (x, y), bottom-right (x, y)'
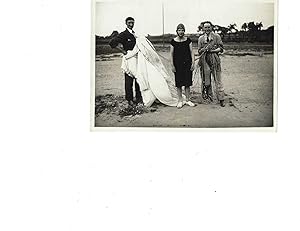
top-left (170, 23), bottom-right (195, 108)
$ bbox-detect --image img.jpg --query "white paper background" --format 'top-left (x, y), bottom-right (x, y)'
top-left (0, 0), bottom-right (299, 231)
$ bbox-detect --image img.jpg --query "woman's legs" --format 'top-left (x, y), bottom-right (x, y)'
top-left (184, 86), bottom-right (195, 106)
top-left (184, 86), bottom-right (191, 101)
top-left (176, 87), bottom-right (183, 108)
top-left (177, 87), bottom-right (183, 102)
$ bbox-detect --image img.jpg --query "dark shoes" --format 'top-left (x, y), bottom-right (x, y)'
top-left (135, 98), bottom-right (143, 106)
top-left (127, 99), bottom-right (143, 107)
top-left (220, 100), bottom-right (225, 107)
top-left (127, 100), bottom-right (134, 107)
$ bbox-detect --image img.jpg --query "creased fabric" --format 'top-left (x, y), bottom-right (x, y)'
top-left (121, 36), bottom-right (178, 107)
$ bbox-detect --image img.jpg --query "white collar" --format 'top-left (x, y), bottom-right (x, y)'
top-left (204, 32), bottom-right (214, 42)
top-left (127, 28), bottom-right (134, 34)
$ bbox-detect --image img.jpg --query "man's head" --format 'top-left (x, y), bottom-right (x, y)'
top-left (202, 21), bottom-right (213, 35)
top-left (125, 17), bottom-right (135, 30)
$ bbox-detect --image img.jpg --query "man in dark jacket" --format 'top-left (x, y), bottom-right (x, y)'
top-left (109, 17), bottom-right (142, 106)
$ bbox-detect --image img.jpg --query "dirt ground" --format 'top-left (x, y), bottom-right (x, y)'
top-left (94, 49), bottom-right (273, 128)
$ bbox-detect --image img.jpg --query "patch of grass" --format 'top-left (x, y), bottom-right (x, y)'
top-left (95, 94), bottom-right (156, 118)
top-left (118, 104), bottom-right (151, 117)
top-left (95, 94), bottom-right (120, 115)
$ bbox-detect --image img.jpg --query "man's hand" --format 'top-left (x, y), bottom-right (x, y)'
top-left (199, 46), bottom-right (211, 54)
top-left (116, 44), bottom-right (127, 55)
top-left (199, 47), bottom-right (206, 54)
top-left (205, 44), bottom-right (213, 52)
top-left (209, 48), bottom-right (221, 53)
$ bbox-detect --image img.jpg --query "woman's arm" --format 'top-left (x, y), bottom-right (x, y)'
top-left (189, 41), bottom-right (195, 71)
top-left (170, 45), bottom-right (176, 73)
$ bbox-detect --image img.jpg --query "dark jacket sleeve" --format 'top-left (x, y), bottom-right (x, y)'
top-left (109, 32), bottom-right (125, 48)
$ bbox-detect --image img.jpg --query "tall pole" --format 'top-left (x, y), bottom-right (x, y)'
top-left (162, 2), bottom-right (165, 48)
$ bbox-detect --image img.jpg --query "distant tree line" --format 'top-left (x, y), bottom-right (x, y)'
top-left (96, 21), bottom-right (274, 45)
top-left (197, 21), bottom-right (273, 43)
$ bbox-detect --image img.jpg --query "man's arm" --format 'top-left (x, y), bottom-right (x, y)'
top-left (109, 32), bottom-right (127, 54)
top-left (210, 34), bottom-right (224, 53)
top-left (114, 44), bottom-right (127, 55)
top-left (198, 37), bottom-right (206, 55)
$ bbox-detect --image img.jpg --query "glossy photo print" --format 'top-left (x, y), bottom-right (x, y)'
top-left (92, 0), bottom-right (276, 129)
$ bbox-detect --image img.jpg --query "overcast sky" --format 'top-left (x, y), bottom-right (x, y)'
top-left (95, 0), bottom-right (275, 36)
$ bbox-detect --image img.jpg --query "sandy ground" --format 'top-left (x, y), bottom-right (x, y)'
top-left (94, 50), bottom-right (273, 128)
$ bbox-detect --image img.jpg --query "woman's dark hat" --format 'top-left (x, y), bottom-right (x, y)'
top-left (176, 23), bottom-right (185, 31)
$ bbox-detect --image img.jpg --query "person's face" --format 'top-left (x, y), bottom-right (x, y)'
top-left (203, 23), bottom-right (212, 34)
top-left (177, 28), bottom-right (185, 37)
top-left (126, 20), bottom-right (135, 30)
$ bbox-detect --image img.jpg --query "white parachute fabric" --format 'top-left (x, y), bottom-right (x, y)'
top-left (121, 36), bottom-right (178, 107)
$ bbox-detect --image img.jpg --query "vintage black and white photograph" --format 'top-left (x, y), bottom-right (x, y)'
top-left (3, 1), bottom-right (300, 231)
top-left (92, 0), bottom-right (276, 128)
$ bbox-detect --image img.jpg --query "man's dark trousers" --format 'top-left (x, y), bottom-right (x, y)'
top-left (125, 73), bottom-right (142, 102)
